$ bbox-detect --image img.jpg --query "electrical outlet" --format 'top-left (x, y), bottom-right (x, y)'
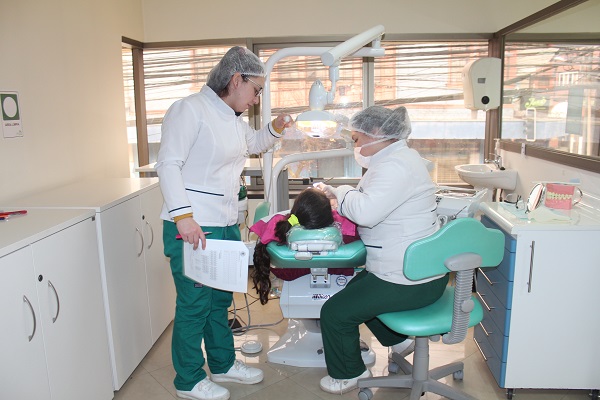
top-left (521, 143), bottom-right (526, 155)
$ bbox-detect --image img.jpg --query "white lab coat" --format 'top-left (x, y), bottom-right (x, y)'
top-left (155, 85), bottom-right (281, 226)
top-left (335, 140), bottom-right (441, 285)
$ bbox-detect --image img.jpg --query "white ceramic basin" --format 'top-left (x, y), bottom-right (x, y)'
top-left (454, 164), bottom-right (517, 190)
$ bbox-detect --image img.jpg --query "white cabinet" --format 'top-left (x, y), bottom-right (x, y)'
top-left (3, 178), bottom-right (176, 390)
top-left (0, 209), bottom-right (113, 400)
top-left (475, 203), bottom-right (600, 396)
top-left (1, 247), bottom-right (51, 400)
top-left (98, 193), bottom-right (154, 387)
top-left (141, 186), bottom-right (177, 343)
top-left (97, 184), bottom-right (175, 388)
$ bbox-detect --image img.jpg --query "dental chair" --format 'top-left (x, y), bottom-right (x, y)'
top-left (357, 218), bottom-right (504, 400)
top-left (252, 202), bottom-right (376, 368)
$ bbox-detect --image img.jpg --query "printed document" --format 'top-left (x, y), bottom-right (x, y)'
top-left (183, 239), bottom-right (249, 293)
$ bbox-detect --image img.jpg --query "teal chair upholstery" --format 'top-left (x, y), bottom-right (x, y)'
top-left (357, 218), bottom-right (504, 400)
top-left (253, 201), bottom-right (272, 224)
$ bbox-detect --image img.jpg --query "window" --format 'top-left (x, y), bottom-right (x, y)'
top-left (257, 49), bottom-right (364, 181)
top-left (123, 39), bottom-right (491, 186)
top-left (375, 42), bottom-right (490, 183)
top-left (502, 41), bottom-right (600, 157)
top-left (259, 41), bottom-right (490, 185)
top-left (121, 44), bottom-right (240, 175)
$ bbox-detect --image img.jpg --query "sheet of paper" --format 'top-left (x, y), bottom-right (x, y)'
top-left (183, 239), bottom-right (249, 293)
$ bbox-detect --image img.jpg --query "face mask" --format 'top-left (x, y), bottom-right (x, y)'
top-left (353, 137), bottom-right (390, 169)
top-left (354, 147), bottom-right (371, 168)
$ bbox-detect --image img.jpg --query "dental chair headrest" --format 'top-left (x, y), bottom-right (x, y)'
top-left (287, 226), bottom-right (342, 252)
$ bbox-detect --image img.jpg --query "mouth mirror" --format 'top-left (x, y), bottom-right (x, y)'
top-left (526, 183), bottom-right (545, 213)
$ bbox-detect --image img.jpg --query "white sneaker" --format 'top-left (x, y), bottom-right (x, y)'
top-left (390, 338), bottom-right (415, 359)
top-left (211, 360), bottom-right (264, 385)
top-left (176, 377), bottom-right (230, 400)
top-left (319, 369), bottom-right (371, 394)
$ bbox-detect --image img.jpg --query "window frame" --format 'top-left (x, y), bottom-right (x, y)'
top-left (492, 0), bottom-right (600, 173)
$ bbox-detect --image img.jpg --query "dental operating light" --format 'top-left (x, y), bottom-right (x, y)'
top-left (261, 25), bottom-right (386, 212)
top-left (295, 66), bottom-right (340, 138)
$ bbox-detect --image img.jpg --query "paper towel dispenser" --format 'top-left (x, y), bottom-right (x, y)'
top-left (462, 57), bottom-right (501, 110)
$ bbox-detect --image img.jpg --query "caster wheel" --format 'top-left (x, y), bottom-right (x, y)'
top-left (358, 388), bottom-right (373, 400)
top-left (590, 389), bottom-right (599, 400)
top-left (453, 370), bottom-right (464, 380)
top-left (388, 361), bottom-right (400, 374)
top-left (506, 388), bottom-right (514, 399)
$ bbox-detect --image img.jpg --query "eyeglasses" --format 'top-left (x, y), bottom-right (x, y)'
top-left (243, 75), bottom-right (263, 97)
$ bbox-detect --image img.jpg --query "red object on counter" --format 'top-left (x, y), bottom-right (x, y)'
top-left (0, 210), bottom-right (28, 218)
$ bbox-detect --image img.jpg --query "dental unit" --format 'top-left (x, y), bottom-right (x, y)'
top-left (249, 26), bottom-right (491, 368)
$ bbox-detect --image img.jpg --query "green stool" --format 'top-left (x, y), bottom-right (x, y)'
top-left (358, 218), bottom-right (504, 400)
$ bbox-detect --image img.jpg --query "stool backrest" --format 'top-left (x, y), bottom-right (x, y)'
top-left (403, 218), bottom-right (504, 344)
top-left (403, 218), bottom-right (504, 281)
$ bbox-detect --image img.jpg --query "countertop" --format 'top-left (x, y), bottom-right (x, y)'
top-left (479, 201), bottom-right (600, 234)
top-left (0, 208), bottom-right (96, 257)
top-left (1, 178), bottom-right (159, 212)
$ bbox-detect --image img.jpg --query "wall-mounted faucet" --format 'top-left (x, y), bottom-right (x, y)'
top-left (484, 153), bottom-right (504, 170)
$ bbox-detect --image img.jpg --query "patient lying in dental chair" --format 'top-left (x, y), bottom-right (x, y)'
top-left (250, 188), bottom-right (360, 304)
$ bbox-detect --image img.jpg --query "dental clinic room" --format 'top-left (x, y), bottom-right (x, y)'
top-left (2, 0), bottom-right (600, 400)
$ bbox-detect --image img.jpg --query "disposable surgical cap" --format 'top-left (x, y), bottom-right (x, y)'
top-left (348, 105), bottom-right (412, 140)
top-left (206, 46), bottom-right (266, 93)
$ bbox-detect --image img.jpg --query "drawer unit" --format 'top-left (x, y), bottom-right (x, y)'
top-left (477, 201), bottom-right (600, 394)
top-left (477, 264), bottom-right (513, 309)
top-left (476, 215), bottom-right (516, 389)
top-left (474, 323), bottom-right (506, 387)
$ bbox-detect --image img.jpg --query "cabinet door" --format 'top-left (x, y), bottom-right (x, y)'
top-left (505, 230), bottom-right (600, 389)
top-left (140, 186), bottom-right (176, 343)
top-left (32, 217), bottom-right (113, 400)
top-left (100, 197), bottom-right (152, 389)
top-left (0, 247), bottom-right (51, 400)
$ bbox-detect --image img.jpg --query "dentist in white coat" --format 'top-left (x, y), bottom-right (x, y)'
top-left (315, 105), bottom-right (448, 394)
top-left (156, 46), bottom-right (291, 400)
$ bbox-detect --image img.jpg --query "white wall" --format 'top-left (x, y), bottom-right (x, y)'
top-left (0, 0), bottom-right (144, 203)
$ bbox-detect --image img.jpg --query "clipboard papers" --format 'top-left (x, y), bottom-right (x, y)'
top-left (183, 239), bottom-right (249, 293)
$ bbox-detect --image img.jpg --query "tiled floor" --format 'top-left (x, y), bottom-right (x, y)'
top-left (114, 288), bottom-right (592, 400)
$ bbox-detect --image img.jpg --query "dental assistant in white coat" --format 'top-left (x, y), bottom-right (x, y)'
top-left (315, 106), bottom-right (448, 394)
top-left (155, 46), bottom-right (291, 400)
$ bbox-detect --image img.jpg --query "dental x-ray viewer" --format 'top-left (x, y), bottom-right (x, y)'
top-left (155, 46), bottom-right (292, 400)
top-left (314, 105), bottom-right (449, 394)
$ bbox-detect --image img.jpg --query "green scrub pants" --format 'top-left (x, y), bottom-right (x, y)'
top-left (320, 269), bottom-right (449, 379)
top-left (163, 221), bottom-right (240, 391)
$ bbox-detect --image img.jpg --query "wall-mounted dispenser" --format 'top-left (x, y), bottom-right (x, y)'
top-left (462, 57), bottom-right (501, 110)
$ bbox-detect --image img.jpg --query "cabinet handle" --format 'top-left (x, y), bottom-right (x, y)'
top-left (135, 227), bottom-right (144, 257)
top-left (528, 240), bottom-right (536, 293)
top-left (473, 337), bottom-right (488, 361)
top-left (478, 268), bottom-right (496, 286)
top-left (479, 321), bottom-right (493, 336)
top-left (48, 280), bottom-right (60, 323)
top-left (476, 292), bottom-right (494, 312)
top-left (23, 295), bottom-right (37, 342)
top-left (145, 220), bottom-right (154, 250)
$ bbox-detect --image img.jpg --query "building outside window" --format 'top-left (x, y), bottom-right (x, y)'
top-left (502, 41), bottom-right (600, 157)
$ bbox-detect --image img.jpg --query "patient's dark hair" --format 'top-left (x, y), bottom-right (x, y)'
top-left (252, 188), bottom-right (334, 304)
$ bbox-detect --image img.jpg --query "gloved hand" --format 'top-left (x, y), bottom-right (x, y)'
top-left (313, 182), bottom-right (337, 199)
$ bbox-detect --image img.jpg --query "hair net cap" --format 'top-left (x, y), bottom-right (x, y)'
top-left (206, 46), bottom-right (266, 93)
top-left (348, 105), bottom-right (412, 140)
